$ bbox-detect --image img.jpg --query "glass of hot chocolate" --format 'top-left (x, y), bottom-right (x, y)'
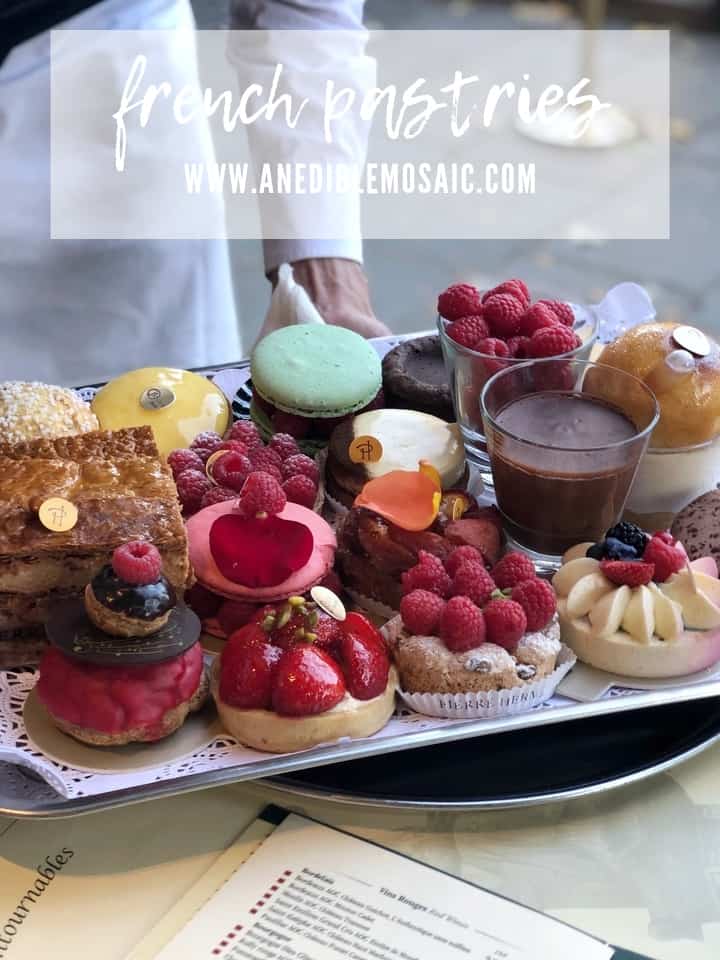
top-left (481, 359), bottom-right (659, 563)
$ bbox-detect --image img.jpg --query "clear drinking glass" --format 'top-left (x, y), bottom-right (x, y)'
top-left (480, 358), bottom-right (659, 565)
top-left (437, 312), bottom-right (597, 478)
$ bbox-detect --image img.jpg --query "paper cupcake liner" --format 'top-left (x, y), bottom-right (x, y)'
top-left (382, 616), bottom-right (576, 719)
top-left (346, 588), bottom-right (398, 622)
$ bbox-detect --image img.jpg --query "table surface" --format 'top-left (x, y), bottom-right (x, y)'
top-left (1, 737), bottom-right (719, 959)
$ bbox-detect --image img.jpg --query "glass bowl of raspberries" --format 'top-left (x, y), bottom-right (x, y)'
top-left (436, 278), bottom-right (597, 474)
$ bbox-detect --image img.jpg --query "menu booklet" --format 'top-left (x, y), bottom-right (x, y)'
top-left (126, 807), bottom-right (653, 960)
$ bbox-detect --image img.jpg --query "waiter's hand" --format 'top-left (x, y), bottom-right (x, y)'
top-left (266, 258), bottom-right (391, 339)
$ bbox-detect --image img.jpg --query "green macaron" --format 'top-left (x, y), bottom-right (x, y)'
top-left (251, 325), bottom-right (382, 418)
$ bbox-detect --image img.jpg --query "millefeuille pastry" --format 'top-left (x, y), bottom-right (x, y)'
top-left (0, 427), bottom-right (190, 666)
top-left (37, 541), bottom-right (206, 746)
top-left (0, 381), bottom-right (98, 445)
top-left (326, 408), bottom-right (466, 508)
top-left (554, 522), bottom-right (720, 677)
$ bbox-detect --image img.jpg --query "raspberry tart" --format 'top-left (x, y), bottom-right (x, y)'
top-left (211, 600), bottom-right (398, 753)
top-left (384, 549), bottom-right (574, 718)
top-left (554, 523), bottom-right (720, 678)
top-left (36, 541), bottom-right (207, 746)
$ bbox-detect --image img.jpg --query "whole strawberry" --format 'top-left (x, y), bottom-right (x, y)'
top-left (446, 315), bottom-right (489, 349)
top-left (219, 624), bottom-right (281, 709)
top-left (483, 598), bottom-right (527, 652)
top-left (517, 302), bottom-right (558, 337)
top-left (400, 589), bottom-right (446, 635)
top-left (643, 533), bottom-right (685, 582)
top-left (537, 299), bottom-right (575, 327)
top-left (491, 552), bottom-right (536, 590)
top-left (440, 596), bottom-right (486, 652)
top-left (529, 326), bottom-right (581, 358)
top-left (438, 282), bottom-right (483, 320)
top-left (510, 578), bottom-right (557, 631)
top-left (483, 293), bottom-right (525, 338)
top-left (482, 279), bottom-right (530, 306)
top-left (337, 616), bottom-right (390, 700)
top-left (272, 646), bottom-right (346, 716)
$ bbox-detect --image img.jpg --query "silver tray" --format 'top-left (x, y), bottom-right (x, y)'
top-left (3, 334), bottom-right (720, 818)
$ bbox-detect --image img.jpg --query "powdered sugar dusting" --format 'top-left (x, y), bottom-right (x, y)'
top-left (0, 382), bottom-right (98, 445)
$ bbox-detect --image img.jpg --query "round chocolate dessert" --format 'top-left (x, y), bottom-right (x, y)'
top-left (85, 542), bottom-right (176, 637)
top-left (382, 336), bottom-right (454, 422)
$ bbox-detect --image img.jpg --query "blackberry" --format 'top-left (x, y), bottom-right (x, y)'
top-left (605, 522), bottom-right (648, 555)
top-left (603, 537), bottom-right (639, 561)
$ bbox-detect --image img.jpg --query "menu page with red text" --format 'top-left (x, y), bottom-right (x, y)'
top-left (131, 810), bottom-right (616, 960)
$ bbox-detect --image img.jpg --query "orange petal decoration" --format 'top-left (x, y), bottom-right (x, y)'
top-left (354, 470), bottom-right (442, 532)
top-left (418, 460), bottom-right (442, 491)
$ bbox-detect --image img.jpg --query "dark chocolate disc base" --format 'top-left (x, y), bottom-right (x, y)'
top-left (46, 601), bottom-right (201, 666)
top-left (381, 336), bottom-right (455, 422)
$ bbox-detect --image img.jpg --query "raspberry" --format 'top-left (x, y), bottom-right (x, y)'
top-left (506, 335), bottom-right (531, 359)
top-left (482, 279), bottom-right (530, 306)
top-left (401, 550), bottom-right (452, 598)
top-left (475, 337), bottom-right (510, 358)
top-left (167, 448), bottom-right (204, 478)
top-left (537, 299), bottom-right (575, 327)
top-left (510, 578), bottom-right (557, 631)
top-left (200, 485), bottom-right (238, 509)
top-left (253, 461), bottom-right (283, 483)
top-left (483, 599), bottom-right (527, 652)
top-left (189, 431), bottom-right (224, 463)
top-left (229, 420), bottom-right (263, 448)
top-left (483, 294), bottom-right (525, 338)
top-left (211, 451), bottom-right (253, 491)
top-left (643, 534), bottom-right (685, 583)
top-left (235, 471), bottom-right (287, 519)
top-left (271, 411), bottom-right (310, 439)
top-left (491, 552), bottom-right (536, 590)
top-left (446, 315), bottom-right (489, 349)
top-left (439, 596), bottom-right (486, 652)
top-left (445, 516), bottom-right (502, 567)
top-left (445, 545), bottom-right (485, 578)
top-left (400, 589), bottom-right (446, 635)
top-left (600, 560), bottom-right (655, 588)
top-left (517, 302), bottom-right (558, 337)
top-left (283, 474), bottom-right (318, 509)
top-left (451, 562), bottom-right (496, 606)
top-left (249, 445), bottom-right (282, 473)
top-left (282, 454), bottom-right (319, 484)
top-left (529, 325), bottom-right (581, 358)
top-left (269, 432), bottom-right (300, 460)
top-left (112, 540), bottom-right (162, 585)
top-left (437, 282), bottom-right (483, 321)
top-left (175, 469), bottom-right (211, 514)
top-left (653, 530), bottom-right (676, 545)
top-left (217, 439), bottom-right (248, 457)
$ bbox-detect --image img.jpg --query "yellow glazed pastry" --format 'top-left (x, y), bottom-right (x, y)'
top-left (92, 367), bottom-right (230, 457)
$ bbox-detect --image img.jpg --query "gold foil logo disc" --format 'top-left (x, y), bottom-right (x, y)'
top-left (139, 386), bottom-right (176, 410)
top-left (38, 498), bottom-right (78, 532)
top-left (349, 435), bottom-right (383, 464)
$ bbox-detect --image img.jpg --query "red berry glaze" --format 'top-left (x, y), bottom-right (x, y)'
top-left (272, 646), bottom-right (346, 717)
top-left (510, 578), bottom-right (557, 631)
top-left (439, 596), bottom-right (486, 652)
top-left (400, 589), bottom-right (446, 635)
top-left (112, 541), bottom-right (162, 585)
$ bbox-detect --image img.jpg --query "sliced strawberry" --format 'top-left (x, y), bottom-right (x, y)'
top-left (219, 624), bottom-right (281, 709)
top-left (444, 517), bottom-right (502, 566)
top-left (272, 646), bottom-right (346, 716)
top-left (600, 560), bottom-right (655, 587)
top-left (338, 616), bottom-right (390, 700)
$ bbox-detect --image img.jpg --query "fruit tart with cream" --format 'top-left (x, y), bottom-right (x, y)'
top-left (212, 596), bottom-right (398, 753)
top-left (554, 522), bottom-right (720, 678)
top-left (384, 547), bottom-right (572, 716)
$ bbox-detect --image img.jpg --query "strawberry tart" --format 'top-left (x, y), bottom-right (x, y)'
top-left (211, 600), bottom-right (398, 753)
top-left (554, 522), bottom-right (720, 678)
top-left (37, 542), bottom-right (207, 746)
top-left (384, 548), bottom-right (573, 718)
top-left (185, 471), bottom-right (337, 640)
